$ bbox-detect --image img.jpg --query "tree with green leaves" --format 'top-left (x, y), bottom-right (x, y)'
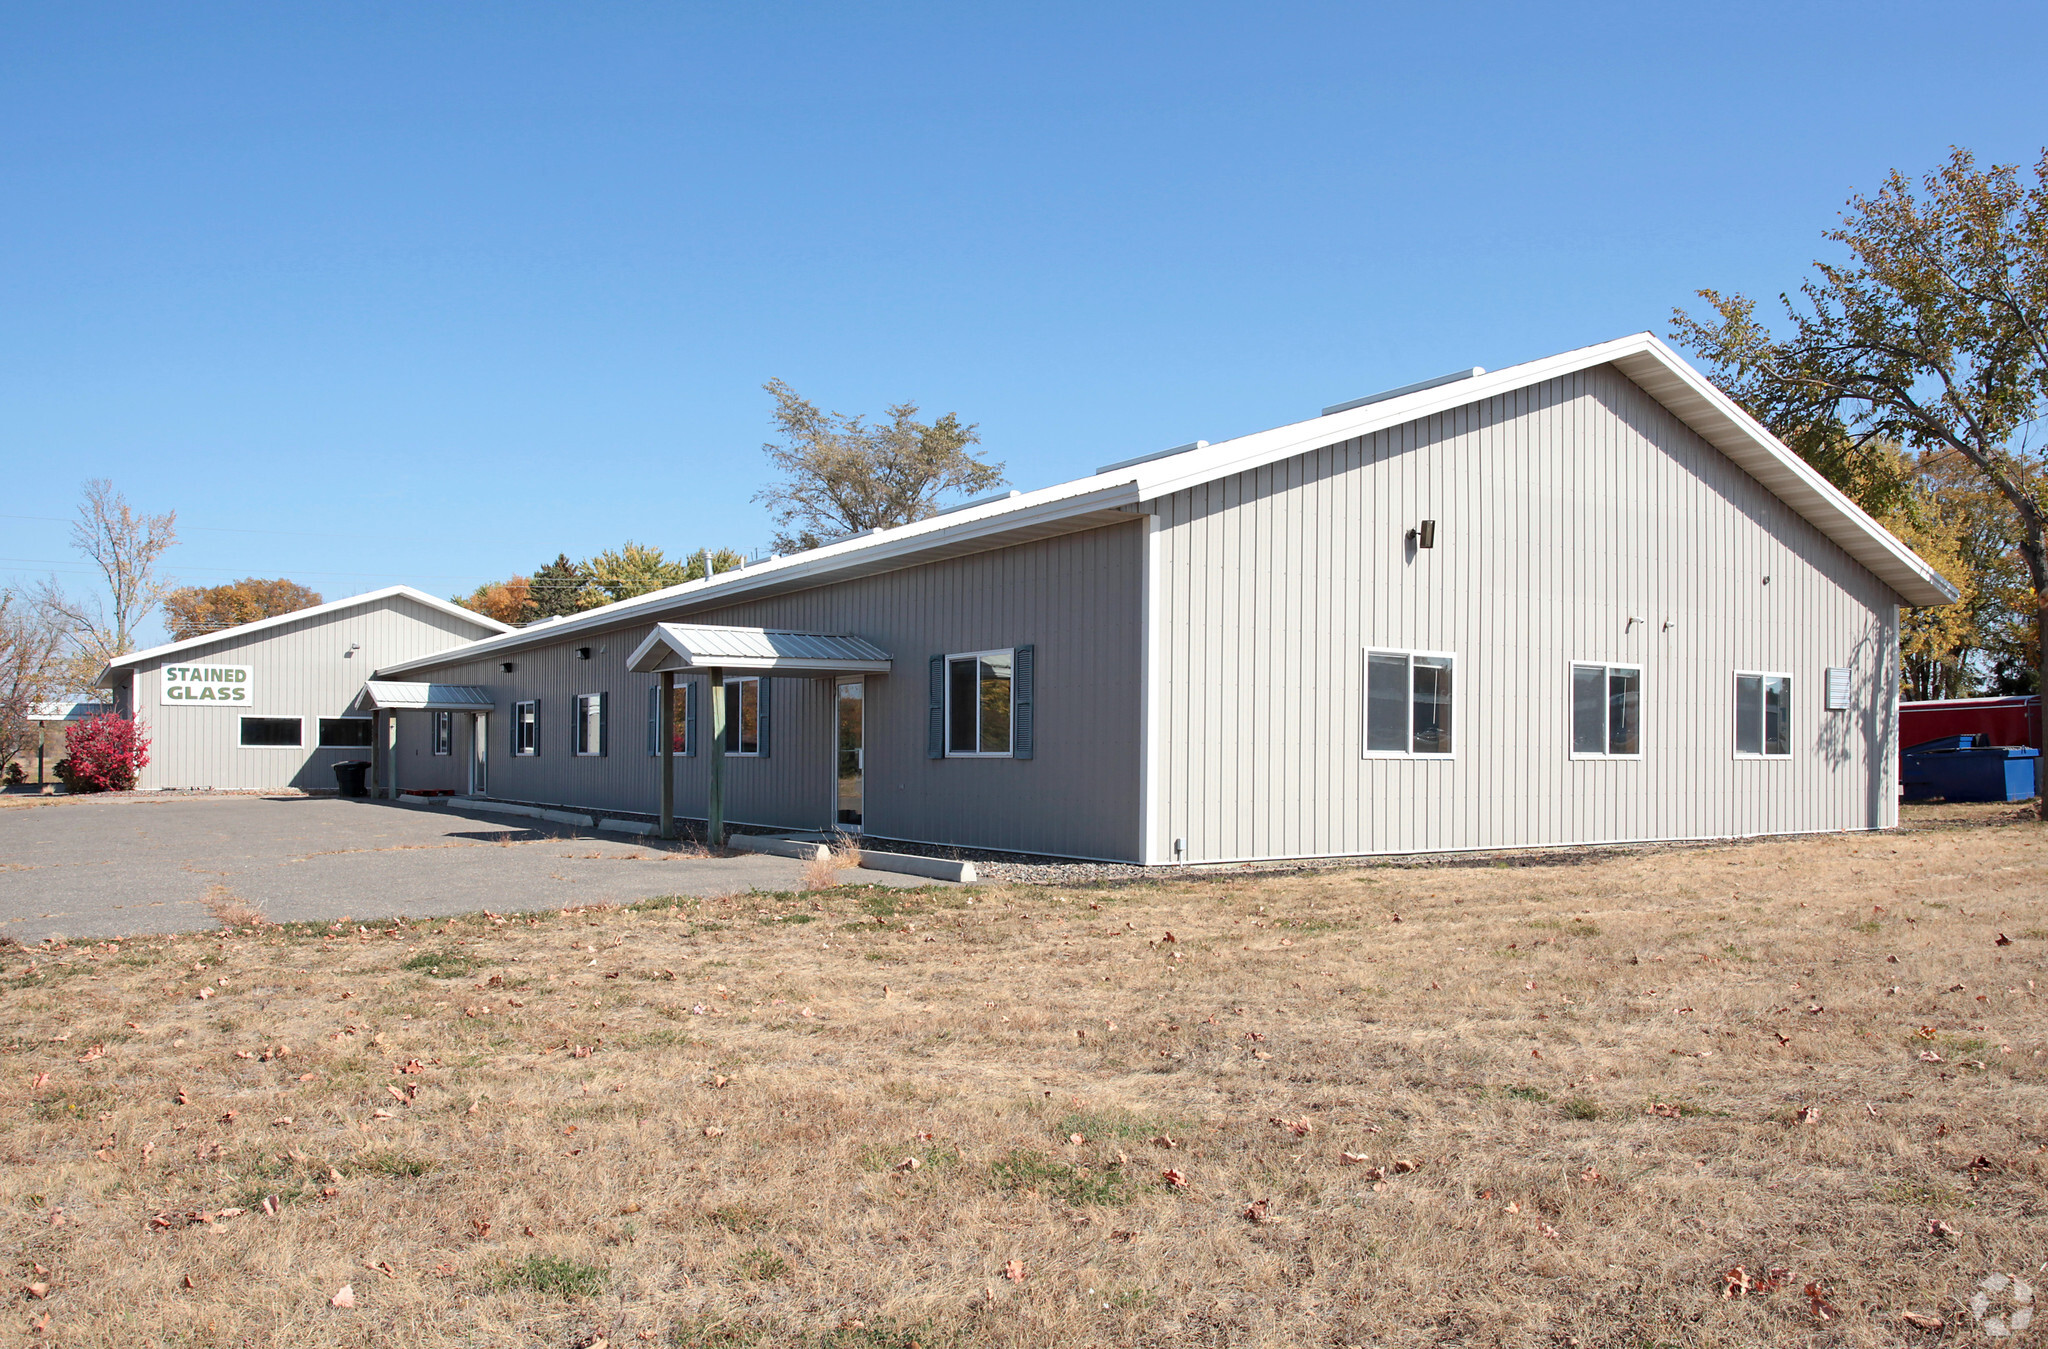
top-left (1672, 147), bottom-right (2048, 811)
top-left (527, 553), bottom-right (596, 620)
top-left (753, 379), bottom-right (1004, 554)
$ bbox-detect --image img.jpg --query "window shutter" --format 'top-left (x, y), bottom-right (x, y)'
top-left (532, 699), bottom-right (540, 756)
top-left (598, 692), bottom-right (609, 757)
top-left (683, 681), bottom-right (698, 758)
top-left (928, 655), bottom-right (945, 759)
top-left (1013, 644), bottom-right (1034, 759)
top-left (646, 686), bottom-right (657, 756)
top-left (757, 677), bottom-right (772, 758)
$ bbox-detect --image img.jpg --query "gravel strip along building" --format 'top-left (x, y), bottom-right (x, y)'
top-left (107, 335), bottom-right (1959, 863)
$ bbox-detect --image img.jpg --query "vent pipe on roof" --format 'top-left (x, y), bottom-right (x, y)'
top-left (930, 488), bottom-right (1022, 519)
top-left (1096, 440), bottom-right (1209, 475)
top-left (1322, 367), bottom-right (1485, 417)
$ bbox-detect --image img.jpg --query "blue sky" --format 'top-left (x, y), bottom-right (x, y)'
top-left (4, 2), bottom-right (2044, 647)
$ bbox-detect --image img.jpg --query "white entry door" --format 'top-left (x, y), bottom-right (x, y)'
top-left (836, 681), bottom-right (862, 832)
top-left (469, 713), bottom-right (488, 796)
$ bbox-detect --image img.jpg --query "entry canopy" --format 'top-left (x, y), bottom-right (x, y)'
top-left (353, 681), bottom-right (495, 713)
top-left (627, 623), bottom-right (892, 676)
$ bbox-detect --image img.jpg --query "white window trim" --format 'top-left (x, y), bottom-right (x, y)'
top-left (944, 648), bottom-right (1016, 758)
top-left (432, 710), bottom-right (452, 756)
top-left (513, 700), bottom-right (539, 757)
top-left (239, 715), bottom-right (305, 749)
top-left (722, 676), bottom-right (762, 758)
top-left (573, 693), bottom-right (604, 757)
top-left (316, 715), bottom-right (377, 751)
top-left (1361, 647), bottom-right (1458, 760)
top-left (1567, 660), bottom-right (1645, 761)
top-left (1733, 669), bottom-right (1795, 760)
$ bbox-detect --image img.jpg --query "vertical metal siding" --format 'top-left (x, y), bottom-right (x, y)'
top-left (128, 598), bottom-right (503, 792)
top-left (1152, 364), bottom-right (1903, 863)
top-left (395, 524), bottom-right (1147, 859)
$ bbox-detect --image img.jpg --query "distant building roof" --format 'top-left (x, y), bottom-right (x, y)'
top-left (29, 700), bottom-right (111, 722)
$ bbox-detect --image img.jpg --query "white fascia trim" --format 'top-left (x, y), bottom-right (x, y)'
top-left (101, 585), bottom-right (513, 679)
top-left (375, 481), bottom-right (1143, 678)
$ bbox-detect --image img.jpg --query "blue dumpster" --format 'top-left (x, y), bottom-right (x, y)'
top-left (1901, 735), bottom-right (2041, 802)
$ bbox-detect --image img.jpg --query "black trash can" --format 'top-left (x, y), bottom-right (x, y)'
top-left (333, 761), bottom-right (372, 799)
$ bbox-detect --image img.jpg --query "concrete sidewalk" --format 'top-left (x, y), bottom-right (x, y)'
top-left (0, 794), bottom-right (940, 942)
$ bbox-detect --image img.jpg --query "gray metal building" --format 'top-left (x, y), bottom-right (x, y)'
top-left (96, 587), bottom-right (511, 792)
top-left (363, 334), bottom-right (1954, 863)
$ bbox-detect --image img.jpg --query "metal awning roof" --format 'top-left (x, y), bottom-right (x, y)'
top-left (353, 681), bottom-right (495, 712)
top-left (627, 623), bottom-right (892, 676)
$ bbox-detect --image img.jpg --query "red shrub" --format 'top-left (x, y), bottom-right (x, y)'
top-left (62, 714), bottom-right (151, 793)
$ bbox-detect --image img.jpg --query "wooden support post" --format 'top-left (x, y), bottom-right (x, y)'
top-left (384, 710), bottom-right (400, 799)
top-left (707, 666), bottom-right (726, 848)
top-left (658, 669), bottom-right (676, 840)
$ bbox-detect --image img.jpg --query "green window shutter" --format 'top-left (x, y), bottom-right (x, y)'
top-left (683, 681), bottom-right (698, 758)
top-left (757, 677), bottom-right (772, 758)
top-left (928, 655), bottom-right (945, 759)
top-left (1013, 644), bottom-right (1034, 760)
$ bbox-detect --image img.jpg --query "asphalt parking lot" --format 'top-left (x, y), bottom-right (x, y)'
top-left (0, 794), bottom-right (932, 941)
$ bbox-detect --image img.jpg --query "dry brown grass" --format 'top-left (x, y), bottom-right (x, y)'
top-left (4, 805), bottom-right (2046, 1348)
top-left (199, 884), bottom-right (269, 932)
top-left (802, 836), bottom-right (865, 892)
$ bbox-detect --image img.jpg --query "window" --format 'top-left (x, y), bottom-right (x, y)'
top-left (1734, 672), bottom-right (1792, 757)
top-left (573, 694), bottom-right (606, 756)
top-left (513, 700), bottom-right (538, 756)
top-left (240, 716), bottom-right (303, 748)
top-left (1570, 664), bottom-right (1641, 757)
top-left (945, 650), bottom-right (1013, 756)
top-left (647, 684), bottom-right (691, 756)
top-left (722, 678), bottom-right (762, 755)
top-left (1363, 649), bottom-right (1454, 756)
top-left (318, 717), bottom-right (375, 749)
top-left (432, 710), bottom-right (452, 756)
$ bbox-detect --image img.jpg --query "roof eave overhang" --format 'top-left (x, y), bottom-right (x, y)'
top-left (376, 482), bottom-right (1140, 678)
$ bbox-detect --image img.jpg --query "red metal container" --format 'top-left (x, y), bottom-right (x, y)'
top-left (1900, 695), bottom-right (2041, 751)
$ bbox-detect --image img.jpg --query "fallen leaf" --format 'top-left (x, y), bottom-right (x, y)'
top-left (702, 1126), bottom-right (725, 1138)
top-left (1900, 1310), bottom-right (1943, 1330)
top-left (1928, 1218), bottom-right (1959, 1238)
top-left (1339, 1151), bottom-right (1369, 1165)
top-left (1160, 1168), bottom-right (1188, 1188)
top-left (1003, 1259), bottom-right (1027, 1281)
top-left (894, 1157), bottom-right (921, 1173)
top-left (331, 1284), bottom-right (355, 1308)
top-left (1241, 1198), bottom-right (1270, 1222)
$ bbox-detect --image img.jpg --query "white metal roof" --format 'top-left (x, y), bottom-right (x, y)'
top-left (378, 334), bottom-right (1956, 679)
top-left (352, 681), bottom-right (497, 712)
top-left (627, 623), bottom-right (892, 675)
top-left (98, 585), bottom-right (514, 684)
top-left (29, 700), bottom-right (112, 722)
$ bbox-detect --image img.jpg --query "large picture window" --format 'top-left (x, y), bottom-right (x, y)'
top-left (513, 700), bottom-right (538, 757)
top-left (1571, 663), bottom-right (1641, 758)
top-left (1734, 672), bottom-right (1792, 757)
top-left (318, 717), bottom-right (375, 749)
top-left (723, 678), bottom-right (761, 756)
top-left (1364, 649), bottom-right (1454, 757)
top-left (946, 650), bottom-right (1013, 756)
top-left (240, 716), bottom-right (302, 748)
top-left (573, 693), bottom-right (606, 756)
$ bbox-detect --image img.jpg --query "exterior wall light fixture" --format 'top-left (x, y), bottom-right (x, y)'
top-left (1407, 520), bottom-right (1437, 548)
top-left (575, 647), bottom-right (592, 661)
